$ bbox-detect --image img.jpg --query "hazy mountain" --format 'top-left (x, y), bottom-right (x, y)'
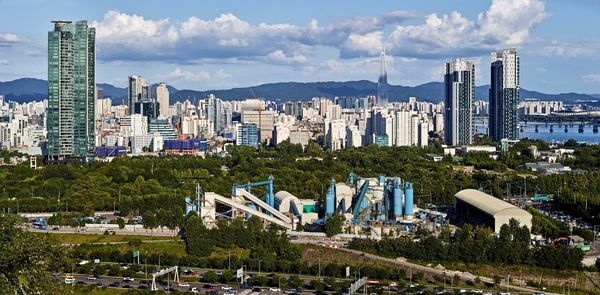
top-left (1, 78), bottom-right (598, 104)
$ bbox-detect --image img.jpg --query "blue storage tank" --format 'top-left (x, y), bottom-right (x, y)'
top-left (199, 139), bottom-right (208, 151)
top-left (378, 175), bottom-right (385, 186)
top-left (325, 178), bottom-right (336, 217)
top-left (393, 178), bottom-right (403, 218)
top-left (404, 182), bottom-right (414, 217)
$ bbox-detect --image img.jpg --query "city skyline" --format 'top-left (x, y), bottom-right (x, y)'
top-left (0, 0), bottom-right (599, 94)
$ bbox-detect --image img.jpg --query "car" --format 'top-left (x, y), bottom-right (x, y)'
top-left (224, 293), bottom-right (235, 295)
top-left (95, 283), bottom-right (104, 288)
top-left (122, 277), bottom-right (134, 282)
top-left (222, 286), bottom-right (233, 290)
top-left (122, 284), bottom-right (132, 289)
top-left (472, 290), bottom-right (483, 294)
top-left (190, 287), bottom-right (199, 293)
top-left (109, 281), bottom-right (121, 287)
top-left (138, 285), bottom-right (149, 289)
top-left (106, 228), bottom-right (115, 233)
top-left (52, 227), bottom-right (60, 230)
top-left (76, 280), bottom-right (87, 285)
top-left (87, 275), bottom-right (97, 280)
top-left (177, 281), bottom-right (190, 287)
top-left (270, 287), bottom-right (281, 292)
top-left (120, 263), bottom-right (129, 270)
top-left (64, 277), bottom-right (75, 284)
top-left (252, 288), bottom-right (262, 292)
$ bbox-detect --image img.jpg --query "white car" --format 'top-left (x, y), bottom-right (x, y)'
top-left (190, 287), bottom-right (199, 293)
top-left (64, 278), bottom-right (75, 284)
top-left (221, 286), bottom-right (233, 290)
top-left (122, 277), bottom-right (134, 282)
top-left (269, 287), bottom-right (281, 292)
top-left (87, 275), bottom-right (97, 280)
top-left (224, 293), bottom-right (235, 295)
top-left (177, 282), bottom-right (190, 287)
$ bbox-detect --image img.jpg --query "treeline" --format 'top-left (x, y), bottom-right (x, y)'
top-left (0, 140), bottom-right (599, 223)
top-left (348, 219), bottom-right (584, 270)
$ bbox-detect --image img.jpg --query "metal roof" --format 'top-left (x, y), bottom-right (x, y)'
top-left (454, 189), bottom-right (531, 217)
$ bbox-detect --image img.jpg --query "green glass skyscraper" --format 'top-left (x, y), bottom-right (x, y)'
top-left (47, 20), bottom-right (95, 161)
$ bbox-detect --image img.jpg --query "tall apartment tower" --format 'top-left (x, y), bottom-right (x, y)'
top-left (444, 58), bottom-right (475, 146)
top-left (47, 20), bottom-right (95, 161)
top-left (156, 82), bottom-right (170, 117)
top-left (128, 75), bottom-right (145, 115)
top-left (377, 49), bottom-right (389, 107)
top-left (489, 49), bottom-right (519, 141)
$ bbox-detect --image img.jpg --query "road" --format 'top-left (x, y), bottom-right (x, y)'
top-left (27, 226), bottom-right (177, 237)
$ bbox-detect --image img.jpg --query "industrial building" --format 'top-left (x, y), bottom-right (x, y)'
top-left (184, 172), bottom-right (420, 237)
top-left (454, 189), bottom-right (532, 233)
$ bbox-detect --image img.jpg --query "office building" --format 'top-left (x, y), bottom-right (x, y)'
top-left (128, 76), bottom-right (145, 115)
top-left (237, 123), bottom-right (259, 148)
top-left (47, 20), bottom-right (96, 161)
top-left (377, 49), bottom-right (388, 107)
top-left (489, 49), bottom-right (519, 141)
top-left (444, 58), bottom-right (475, 146)
top-left (156, 82), bottom-right (170, 117)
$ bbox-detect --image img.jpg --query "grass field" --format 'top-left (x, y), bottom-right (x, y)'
top-left (38, 232), bottom-right (177, 244)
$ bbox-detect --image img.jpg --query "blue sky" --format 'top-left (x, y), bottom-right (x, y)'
top-left (0, 0), bottom-right (599, 95)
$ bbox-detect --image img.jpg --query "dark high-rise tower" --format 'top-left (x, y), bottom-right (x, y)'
top-left (377, 49), bottom-right (388, 107)
top-left (444, 58), bottom-right (475, 146)
top-left (47, 20), bottom-right (95, 161)
top-left (489, 49), bottom-right (519, 141)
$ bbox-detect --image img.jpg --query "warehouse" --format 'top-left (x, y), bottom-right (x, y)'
top-left (454, 189), bottom-right (532, 233)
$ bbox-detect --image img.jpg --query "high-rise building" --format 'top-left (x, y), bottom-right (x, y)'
top-left (156, 82), bottom-right (170, 117)
top-left (47, 20), bottom-right (96, 161)
top-left (444, 58), bottom-right (475, 146)
top-left (377, 49), bottom-right (388, 107)
top-left (237, 123), bottom-right (259, 148)
top-left (128, 76), bottom-right (145, 115)
top-left (489, 49), bottom-right (519, 141)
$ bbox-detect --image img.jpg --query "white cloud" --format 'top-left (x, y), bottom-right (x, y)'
top-left (0, 59), bottom-right (8, 65)
top-left (163, 67), bottom-right (210, 81)
top-left (158, 67), bottom-right (232, 83)
top-left (385, 0), bottom-right (548, 58)
top-left (538, 40), bottom-right (598, 58)
top-left (0, 33), bottom-right (20, 46)
top-left (91, 10), bottom-right (414, 63)
top-left (582, 74), bottom-right (600, 83)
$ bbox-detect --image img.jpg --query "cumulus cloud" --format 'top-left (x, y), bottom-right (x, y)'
top-left (91, 0), bottom-right (548, 64)
top-left (384, 0), bottom-right (548, 58)
top-left (0, 33), bottom-right (20, 47)
top-left (0, 59), bottom-right (8, 65)
top-left (158, 67), bottom-right (231, 82)
top-left (91, 10), bottom-right (413, 63)
top-left (582, 74), bottom-right (600, 83)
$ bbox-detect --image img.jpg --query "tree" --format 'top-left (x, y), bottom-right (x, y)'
top-left (116, 217), bottom-right (126, 230)
top-left (0, 214), bottom-right (67, 293)
top-left (142, 212), bottom-right (158, 235)
top-left (324, 213), bottom-right (345, 237)
top-left (202, 270), bottom-right (218, 283)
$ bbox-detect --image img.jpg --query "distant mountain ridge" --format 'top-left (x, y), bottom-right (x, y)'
top-left (1, 78), bottom-right (597, 104)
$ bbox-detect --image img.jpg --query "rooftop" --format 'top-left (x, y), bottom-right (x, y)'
top-left (455, 189), bottom-right (532, 217)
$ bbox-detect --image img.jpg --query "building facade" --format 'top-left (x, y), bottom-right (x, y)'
top-left (47, 20), bottom-right (96, 161)
top-left (444, 58), bottom-right (474, 146)
top-left (377, 49), bottom-right (389, 107)
top-left (489, 49), bottom-right (519, 141)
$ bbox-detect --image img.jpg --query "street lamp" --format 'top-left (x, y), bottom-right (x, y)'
top-left (158, 253), bottom-right (163, 270)
top-left (278, 276), bottom-right (283, 291)
top-left (258, 259), bottom-right (263, 276)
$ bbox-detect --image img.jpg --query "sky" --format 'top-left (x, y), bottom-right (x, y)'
top-left (0, 0), bottom-right (599, 94)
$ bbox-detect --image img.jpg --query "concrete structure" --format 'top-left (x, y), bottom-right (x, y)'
top-left (444, 58), bottom-right (474, 146)
top-left (454, 189), bottom-right (532, 233)
top-left (47, 20), bottom-right (96, 161)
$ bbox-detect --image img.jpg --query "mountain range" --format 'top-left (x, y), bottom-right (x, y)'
top-left (1, 78), bottom-right (598, 104)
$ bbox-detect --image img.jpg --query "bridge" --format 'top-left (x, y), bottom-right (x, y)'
top-left (521, 112), bottom-right (600, 124)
